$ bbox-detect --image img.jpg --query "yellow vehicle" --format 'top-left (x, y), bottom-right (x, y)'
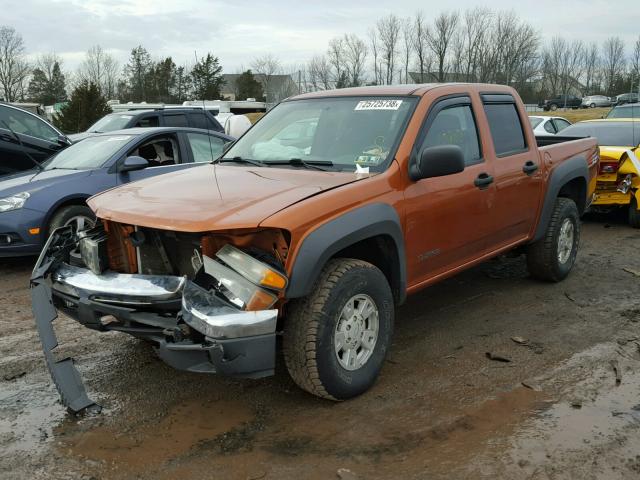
top-left (560, 119), bottom-right (640, 227)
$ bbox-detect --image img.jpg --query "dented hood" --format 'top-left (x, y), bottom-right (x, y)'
top-left (88, 164), bottom-right (368, 232)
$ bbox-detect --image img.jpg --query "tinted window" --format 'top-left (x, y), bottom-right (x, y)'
top-left (135, 115), bottom-right (159, 128)
top-left (554, 119), bottom-right (571, 132)
top-left (187, 133), bottom-right (226, 162)
top-left (561, 122), bottom-right (640, 146)
top-left (0, 106), bottom-right (59, 142)
top-left (420, 105), bottom-right (481, 166)
top-left (607, 106), bottom-right (640, 119)
top-left (189, 112), bottom-right (207, 129)
top-left (483, 103), bottom-right (527, 156)
top-left (543, 120), bottom-right (556, 134)
top-left (164, 114), bottom-right (188, 127)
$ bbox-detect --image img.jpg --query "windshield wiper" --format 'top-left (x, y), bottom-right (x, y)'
top-left (218, 156), bottom-right (268, 168)
top-left (268, 158), bottom-right (334, 171)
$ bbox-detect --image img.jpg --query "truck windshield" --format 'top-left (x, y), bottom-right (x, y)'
top-left (222, 96), bottom-right (417, 171)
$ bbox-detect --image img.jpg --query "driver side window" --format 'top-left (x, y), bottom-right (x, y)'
top-left (130, 136), bottom-right (180, 167)
top-left (419, 105), bottom-right (482, 166)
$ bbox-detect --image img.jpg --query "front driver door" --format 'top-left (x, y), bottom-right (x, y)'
top-left (116, 133), bottom-right (193, 184)
top-left (404, 95), bottom-right (497, 288)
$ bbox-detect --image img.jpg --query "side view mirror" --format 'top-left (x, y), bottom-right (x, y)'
top-left (409, 145), bottom-right (466, 181)
top-left (57, 134), bottom-right (72, 146)
top-left (120, 155), bottom-right (149, 173)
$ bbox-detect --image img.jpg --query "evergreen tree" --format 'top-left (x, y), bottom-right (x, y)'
top-left (235, 69), bottom-right (264, 101)
top-left (150, 57), bottom-right (176, 103)
top-left (54, 81), bottom-right (111, 134)
top-left (123, 45), bottom-right (152, 101)
top-left (172, 65), bottom-right (192, 103)
top-left (191, 53), bottom-right (224, 100)
top-left (27, 68), bottom-right (49, 104)
top-left (26, 61), bottom-right (67, 105)
top-left (50, 62), bottom-right (67, 103)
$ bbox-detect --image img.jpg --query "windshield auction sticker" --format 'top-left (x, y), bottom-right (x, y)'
top-left (355, 100), bottom-right (403, 111)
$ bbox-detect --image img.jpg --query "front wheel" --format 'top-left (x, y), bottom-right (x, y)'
top-left (527, 198), bottom-right (580, 282)
top-left (550, 103), bottom-right (558, 111)
top-left (283, 259), bottom-right (394, 400)
top-left (629, 197), bottom-right (640, 229)
top-left (590, 103), bottom-right (596, 108)
top-left (48, 205), bottom-right (96, 235)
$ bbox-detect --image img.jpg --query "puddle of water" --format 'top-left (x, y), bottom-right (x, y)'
top-left (58, 398), bottom-right (253, 474)
top-left (471, 342), bottom-right (640, 478)
top-left (0, 378), bottom-right (65, 455)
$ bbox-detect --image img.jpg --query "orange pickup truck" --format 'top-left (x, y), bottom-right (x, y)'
top-left (32, 83), bottom-right (599, 411)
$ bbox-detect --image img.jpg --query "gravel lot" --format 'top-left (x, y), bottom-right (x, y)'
top-left (1, 214), bottom-right (639, 480)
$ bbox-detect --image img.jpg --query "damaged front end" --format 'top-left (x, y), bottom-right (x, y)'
top-left (31, 223), bottom-right (289, 413)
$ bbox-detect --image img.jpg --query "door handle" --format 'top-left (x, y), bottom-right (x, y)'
top-left (474, 172), bottom-right (494, 190)
top-left (523, 160), bottom-right (539, 175)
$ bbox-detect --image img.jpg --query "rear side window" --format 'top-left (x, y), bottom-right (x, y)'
top-left (483, 103), bottom-right (527, 156)
top-left (135, 115), bottom-right (159, 128)
top-left (420, 105), bottom-right (482, 166)
top-left (543, 121), bottom-right (556, 134)
top-left (554, 119), bottom-right (571, 132)
top-left (164, 114), bottom-right (188, 127)
top-left (189, 112), bottom-right (207, 129)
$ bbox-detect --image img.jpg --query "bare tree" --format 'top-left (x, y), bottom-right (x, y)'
top-left (400, 18), bottom-right (413, 84)
top-left (426, 11), bottom-right (460, 82)
top-left (631, 35), bottom-right (640, 94)
top-left (77, 45), bottom-right (119, 98)
top-left (0, 26), bottom-right (30, 102)
top-left (460, 7), bottom-right (492, 81)
top-left (412, 12), bottom-right (431, 82)
top-left (368, 27), bottom-right (383, 85)
top-left (583, 43), bottom-right (600, 94)
top-left (343, 34), bottom-right (368, 87)
top-left (327, 37), bottom-right (346, 86)
top-left (601, 37), bottom-right (625, 95)
top-left (251, 54), bottom-right (281, 102)
top-left (377, 14), bottom-right (401, 84)
top-left (307, 54), bottom-right (332, 91)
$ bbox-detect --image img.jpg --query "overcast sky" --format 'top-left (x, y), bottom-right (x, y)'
top-left (4, 0), bottom-right (640, 74)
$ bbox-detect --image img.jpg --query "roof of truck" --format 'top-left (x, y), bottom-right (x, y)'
top-left (289, 83), bottom-right (515, 100)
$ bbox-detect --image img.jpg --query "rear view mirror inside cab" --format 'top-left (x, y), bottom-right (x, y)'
top-left (409, 145), bottom-right (466, 181)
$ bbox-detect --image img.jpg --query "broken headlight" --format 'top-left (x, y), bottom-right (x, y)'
top-left (216, 244), bottom-right (287, 291)
top-left (78, 226), bottom-right (109, 275)
top-left (203, 254), bottom-right (278, 310)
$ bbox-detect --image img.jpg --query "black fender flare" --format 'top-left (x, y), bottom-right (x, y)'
top-left (533, 155), bottom-right (589, 242)
top-left (286, 203), bottom-right (407, 304)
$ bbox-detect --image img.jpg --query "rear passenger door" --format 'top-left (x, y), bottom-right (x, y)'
top-left (480, 94), bottom-right (544, 248)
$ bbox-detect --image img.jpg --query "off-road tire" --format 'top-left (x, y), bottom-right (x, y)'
top-left (48, 205), bottom-right (95, 234)
top-left (629, 197), bottom-right (640, 229)
top-left (283, 258), bottom-right (394, 400)
top-left (527, 197), bottom-right (580, 282)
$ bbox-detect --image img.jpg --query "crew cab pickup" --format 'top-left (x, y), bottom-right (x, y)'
top-left (31, 84), bottom-right (599, 411)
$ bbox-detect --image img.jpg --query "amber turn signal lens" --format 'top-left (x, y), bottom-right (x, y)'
top-left (260, 270), bottom-right (287, 290)
top-left (29, 227), bottom-right (41, 235)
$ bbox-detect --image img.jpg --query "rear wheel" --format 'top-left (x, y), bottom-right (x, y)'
top-left (283, 258), bottom-right (394, 400)
top-left (527, 198), bottom-right (580, 282)
top-left (48, 205), bottom-right (96, 235)
top-left (629, 197), bottom-right (640, 229)
top-left (590, 103), bottom-right (596, 108)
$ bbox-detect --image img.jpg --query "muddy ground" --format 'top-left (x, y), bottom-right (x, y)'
top-left (1, 214), bottom-right (639, 480)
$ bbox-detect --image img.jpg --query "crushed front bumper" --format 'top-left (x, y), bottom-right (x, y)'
top-left (31, 227), bottom-right (279, 413)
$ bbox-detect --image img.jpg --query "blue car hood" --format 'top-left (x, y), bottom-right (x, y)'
top-left (0, 169), bottom-right (93, 197)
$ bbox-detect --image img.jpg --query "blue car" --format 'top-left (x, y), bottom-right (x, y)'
top-left (0, 127), bottom-right (233, 257)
